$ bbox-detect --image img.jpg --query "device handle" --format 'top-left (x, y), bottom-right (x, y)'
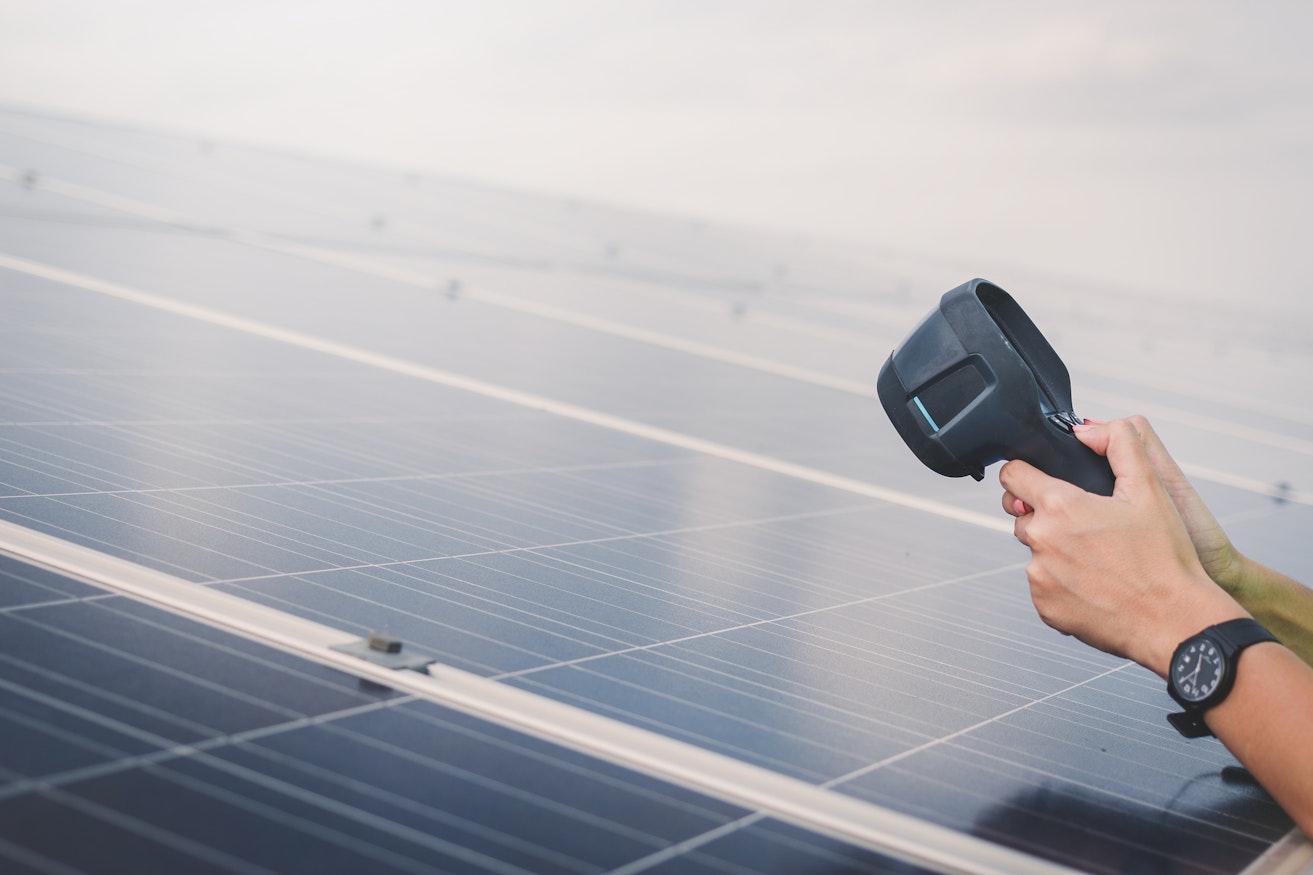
top-left (1019, 418), bottom-right (1115, 496)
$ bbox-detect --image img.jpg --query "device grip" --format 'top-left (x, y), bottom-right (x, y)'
top-left (1018, 424), bottom-right (1115, 496)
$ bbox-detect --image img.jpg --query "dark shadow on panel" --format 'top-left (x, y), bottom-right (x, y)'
top-left (972, 769), bottom-right (1292, 875)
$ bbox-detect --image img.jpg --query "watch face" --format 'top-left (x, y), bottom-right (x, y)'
top-left (1172, 638), bottom-right (1226, 703)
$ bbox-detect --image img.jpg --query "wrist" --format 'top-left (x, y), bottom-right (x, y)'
top-left (1165, 618), bottom-right (1281, 739)
top-left (1206, 545), bottom-right (1250, 596)
top-left (1143, 572), bottom-right (1250, 680)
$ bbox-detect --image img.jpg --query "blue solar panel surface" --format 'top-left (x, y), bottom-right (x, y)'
top-left (2, 105), bottom-right (1311, 874)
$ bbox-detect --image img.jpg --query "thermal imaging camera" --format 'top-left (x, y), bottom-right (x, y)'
top-left (877, 279), bottom-right (1114, 496)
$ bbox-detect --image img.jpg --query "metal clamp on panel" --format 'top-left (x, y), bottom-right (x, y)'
top-left (331, 630), bottom-right (435, 672)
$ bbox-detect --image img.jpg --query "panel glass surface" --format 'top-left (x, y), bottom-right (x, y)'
top-left (3, 554), bottom-right (946, 875)
top-left (2, 105), bottom-right (1308, 874)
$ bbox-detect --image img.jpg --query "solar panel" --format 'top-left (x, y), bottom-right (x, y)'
top-left (0, 553), bottom-right (781, 875)
top-left (2, 104), bottom-right (1311, 875)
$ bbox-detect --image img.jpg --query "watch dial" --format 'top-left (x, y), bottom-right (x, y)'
top-left (1173, 639), bottom-right (1225, 703)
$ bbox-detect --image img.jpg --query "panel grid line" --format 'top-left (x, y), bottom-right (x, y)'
top-left (0, 251), bottom-right (1012, 534)
top-left (0, 517), bottom-right (1081, 875)
top-left (4, 164), bottom-right (1308, 504)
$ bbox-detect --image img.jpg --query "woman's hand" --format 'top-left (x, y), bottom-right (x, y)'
top-left (1004, 416), bottom-right (1241, 587)
top-left (1117, 416), bottom-right (1244, 589)
top-left (1001, 415), bottom-right (1313, 835)
top-left (999, 418), bottom-right (1246, 676)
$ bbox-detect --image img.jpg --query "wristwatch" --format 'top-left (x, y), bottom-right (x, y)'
top-left (1166, 618), bottom-right (1278, 738)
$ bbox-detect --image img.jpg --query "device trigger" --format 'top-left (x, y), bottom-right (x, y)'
top-left (1047, 411), bottom-right (1082, 433)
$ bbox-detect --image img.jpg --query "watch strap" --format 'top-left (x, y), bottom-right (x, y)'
top-left (1208, 617), bottom-right (1278, 653)
top-left (1167, 618), bottom-right (1278, 739)
top-left (1166, 709), bottom-right (1212, 739)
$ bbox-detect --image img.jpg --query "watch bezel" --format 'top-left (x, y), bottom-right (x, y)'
top-left (1168, 635), bottom-right (1231, 706)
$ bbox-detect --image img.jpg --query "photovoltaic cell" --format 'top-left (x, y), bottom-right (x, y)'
top-left (1, 104), bottom-right (1310, 874)
top-left (4, 555), bottom-right (867, 875)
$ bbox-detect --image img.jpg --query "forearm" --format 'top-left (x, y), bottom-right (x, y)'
top-left (1204, 642), bottom-right (1313, 836)
top-left (1221, 555), bottom-right (1313, 667)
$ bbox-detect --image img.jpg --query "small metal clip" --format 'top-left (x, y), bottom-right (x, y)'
top-left (331, 630), bottom-right (434, 672)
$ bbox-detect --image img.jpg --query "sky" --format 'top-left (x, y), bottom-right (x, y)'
top-left (3, 0), bottom-right (1312, 310)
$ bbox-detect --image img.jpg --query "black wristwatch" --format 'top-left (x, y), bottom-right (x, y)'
top-left (1166, 618), bottom-right (1278, 738)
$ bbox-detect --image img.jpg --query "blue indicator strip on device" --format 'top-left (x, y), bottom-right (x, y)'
top-left (912, 396), bottom-right (940, 432)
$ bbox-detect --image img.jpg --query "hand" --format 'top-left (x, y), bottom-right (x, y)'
top-left (1004, 416), bottom-right (1241, 589)
top-left (999, 418), bottom-right (1246, 677)
top-left (1115, 416), bottom-right (1243, 590)
top-left (1043, 420), bottom-right (1313, 669)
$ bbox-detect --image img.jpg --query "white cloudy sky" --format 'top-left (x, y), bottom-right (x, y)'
top-left (3, 0), bottom-right (1312, 308)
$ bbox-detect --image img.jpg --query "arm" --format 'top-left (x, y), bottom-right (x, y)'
top-left (1125, 416), bottom-right (1313, 666)
top-left (999, 418), bottom-right (1313, 835)
top-left (1204, 640), bottom-right (1313, 836)
top-left (1221, 557), bottom-right (1313, 667)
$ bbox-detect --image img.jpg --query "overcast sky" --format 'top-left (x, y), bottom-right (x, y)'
top-left (3, 1), bottom-right (1312, 310)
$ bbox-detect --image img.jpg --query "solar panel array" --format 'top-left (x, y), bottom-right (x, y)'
top-left (2, 104), bottom-right (1311, 875)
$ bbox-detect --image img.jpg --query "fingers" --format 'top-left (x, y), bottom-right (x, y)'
top-left (1013, 514), bottom-right (1032, 547)
top-left (1073, 415), bottom-right (1177, 484)
top-left (1003, 475), bottom-right (1037, 545)
top-left (1126, 415), bottom-right (1190, 486)
top-left (1072, 418), bottom-right (1157, 486)
top-left (998, 458), bottom-right (1078, 512)
top-left (1001, 490), bottom-right (1033, 517)
top-left (999, 416), bottom-right (1166, 527)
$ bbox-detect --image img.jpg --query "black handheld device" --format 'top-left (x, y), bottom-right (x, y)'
top-left (876, 278), bottom-right (1114, 496)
